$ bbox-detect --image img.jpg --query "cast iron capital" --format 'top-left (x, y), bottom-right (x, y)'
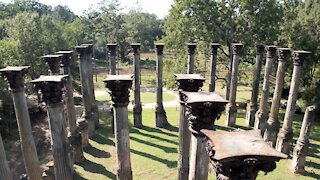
top-left (131, 43), bottom-right (141, 55)
top-left (210, 43), bottom-right (220, 55)
top-left (106, 44), bottom-right (117, 56)
top-left (0, 66), bottom-right (29, 92)
top-left (255, 44), bottom-right (265, 54)
top-left (42, 54), bottom-right (63, 74)
top-left (56, 50), bottom-right (74, 69)
top-left (155, 43), bottom-right (164, 55)
top-left (75, 45), bottom-right (90, 55)
top-left (277, 48), bottom-right (291, 62)
top-left (174, 74), bottom-right (205, 93)
top-left (232, 43), bottom-right (243, 55)
top-left (81, 44), bottom-right (93, 55)
top-left (265, 45), bottom-right (277, 58)
top-left (187, 43), bottom-right (196, 55)
top-left (292, 50), bottom-right (311, 66)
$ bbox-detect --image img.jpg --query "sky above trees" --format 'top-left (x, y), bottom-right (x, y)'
top-left (0, 0), bottom-right (174, 18)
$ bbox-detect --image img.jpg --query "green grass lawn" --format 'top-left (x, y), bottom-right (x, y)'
top-left (74, 106), bottom-right (320, 180)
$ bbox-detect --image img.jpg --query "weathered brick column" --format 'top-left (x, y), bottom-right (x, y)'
top-left (264, 48), bottom-right (291, 146)
top-left (174, 74), bottom-right (205, 180)
top-left (254, 45), bottom-right (277, 133)
top-left (31, 75), bottom-right (72, 180)
top-left (76, 45), bottom-right (95, 137)
top-left (104, 75), bottom-right (133, 180)
top-left (187, 43), bottom-right (196, 74)
top-left (246, 44), bottom-right (265, 127)
top-left (276, 50), bottom-right (311, 155)
top-left (180, 91), bottom-right (227, 180)
top-left (209, 43), bottom-right (220, 92)
top-left (0, 66), bottom-right (42, 180)
top-left (57, 50), bottom-right (84, 162)
top-left (0, 133), bottom-right (13, 180)
top-left (131, 43), bottom-right (143, 128)
top-left (42, 54), bottom-right (63, 75)
top-left (291, 105), bottom-right (316, 173)
top-left (106, 43), bottom-right (117, 75)
top-left (225, 43), bottom-right (243, 127)
top-left (155, 43), bottom-right (169, 127)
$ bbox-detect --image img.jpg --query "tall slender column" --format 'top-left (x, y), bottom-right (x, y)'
top-left (131, 43), bottom-right (143, 128)
top-left (187, 43), bottom-right (196, 74)
top-left (264, 48), bottom-right (291, 146)
top-left (76, 45), bottom-right (95, 137)
top-left (180, 92), bottom-right (227, 180)
top-left (225, 43), bottom-right (243, 127)
top-left (175, 74), bottom-right (205, 180)
top-left (82, 44), bottom-right (99, 130)
top-left (0, 66), bottom-right (42, 180)
top-left (246, 44), bottom-right (265, 127)
top-left (208, 43), bottom-right (220, 92)
top-left (57, 51), bottom-right (84, 163)
top-left (291, 105), bottom-right (316, 173)
top-left (254, 45), bottom-right (277, 133)
top-left (0, 134), bottom-right (13, 180)
top-left (106, 43), bottom-right (117, 75)
top-left (31, 75), bottom-right (72, 180)
top-left (104, 75), bottom-right (133, 180)
top-left (276, 50), bottom-right (311, 155)
top-left (155, 43), bottom-right (169, 127)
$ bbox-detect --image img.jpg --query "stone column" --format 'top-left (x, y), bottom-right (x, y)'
top-left (276, 50), bottom-right (311, 155)
top-left (106, 43), bottom-right (117, 75)
top-left (187, 43), bottom-right (196, 74)
top-left (254, 45), bottom-right (277, 133)
top-left (31, 75), bottom-right (72, 180)
top-left (104, 75), bottom-right (133, 180)
top-left (292, 105), bottom-right (316, 173)
top-left (42, 54), bottom-right (63, 75)
top-left (264, 48), bottom-right (291, 146)
top-left (82, 44), bottom-right (99, 130)
top-left (0, 66), bottom-right (42, 180)
top-left (174, 74), bottom-right (205, 180)
top-left (131, 43), bottom-right (143, 128)
top-left (208, 43), bottom-right (220, 92)
top-left (155, 43), bottom-right (169, 127)
top-left (76, 45), bottom-right (95, 137)
top-left (0, 132), bottom-right (13, 180)
top-left (246, 44), bottom-right (265, 127)
top-left (225, 43), bottom-right (243, 127)
top-left (57, 51), bottom-right (84, 163)
top-left (180, 91), bottom-right (228, 180)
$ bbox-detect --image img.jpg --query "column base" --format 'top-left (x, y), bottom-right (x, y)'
top-left (263, 118), bottom-right (280, 147)
top-left (225, 104), bottom-right (237, 127)
top-left (246, 103), bottom-right (257, 127)
top-left (78, 118), bottom-right (90, 148)
top-left (155, 104), bottom-right (170, 128)
top-left (254, 110), bottom-right (268, 134)
top-left (276, 129), bottom-right (294, 155)
top-left (68, 129), bottom-right (84, 163)
top-left (133, 104), bottom-right (143, 128)
top-left (92, 104), bottom-right (100, 129)
top-left (291, 140), bottom-right (308, 173)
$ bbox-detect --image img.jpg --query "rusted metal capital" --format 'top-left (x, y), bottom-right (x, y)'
top-left (255, 44), bottom-right (265, 54)
top-left (42, 54), bottom-right (63, 75)
top-left (75, 45), bottom-right (90, 55)
top-left (265, 45), bottom-right (278, 58)
top-left (277, 48), bottom-right (291, 62)
top-left (232, 43), bottom-right (243, 55)
top-left (30, 75), bottom-right (68, 105)
top-left (187, 43), bottom-right (196, 55)
top-left (106, 43), bottom-right (117, 56)
top-left (56, 51), bottom-right (74, 69)
top-left (292, 50), bottom-right (311, 66)
top-left (81, 44), bottom-right (93, 55)
top-left (155, 43), bottom-right (164, 55)
top-left (131, 43), bottom-right (141, 55)
top-left (104, 75), bottom-right (133, 108)
top-left (210, 43), bottom-right (220, 55)
top-left (0, 66), bottom-right (29, 92)
top-left (174, 74), bottom-right (205, 93)
top-left (180, 91), bottom-right (228, 137)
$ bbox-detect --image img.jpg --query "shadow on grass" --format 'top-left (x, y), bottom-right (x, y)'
top-left (75, 159), bottom-right (116, 179)
top-left (142, 126), bottom-right (178, 137)
top-left (73, 172), bottom-right (88, 180)
top-left (84, 145), bottom-right (111, 158)
top-left (91, 133), bottom-right (115, 146)
top-left (131, 128), bottom-right (178, 145)
top-left (163, 125), bottom-right (179, 132)
top-left (131, 149), bottom-right (177, 168)
top-left (130, 136), bottom-right (177, 153)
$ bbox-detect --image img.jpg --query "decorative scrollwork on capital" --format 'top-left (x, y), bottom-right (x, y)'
top-left (42, 55), bottom-right (63, 75)
top-left (266, 46), bottom-right (277, 58)
top-left (277, 48), bottom-right (291, 62)
top-left (292, 51), bottom-right (311, 66)
top-left (104, 78), bottom-right (133, 108)
top-left (0, 66), bottom-right (29, 92)
top-left (175, 79), bottom-right (204, 92)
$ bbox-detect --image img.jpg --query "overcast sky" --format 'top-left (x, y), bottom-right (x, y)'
top-left (1, 0), bottom-right (174, 18)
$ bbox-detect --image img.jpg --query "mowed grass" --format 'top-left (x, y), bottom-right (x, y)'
top-left (74, 104), bottom-right (320, 179)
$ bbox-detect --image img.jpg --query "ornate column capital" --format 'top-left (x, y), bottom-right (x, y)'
top-left (292, 50), bottom-right (311, 66)
top-left (104, 75), bottom-right (133, 108)
top-left (232, 43), bottom-right (243, 55)
top-left (42, 54), bottom-right (63, 74)
top-left (0, 66), bottom-right (30, 92)
top-left (106, 43), bottom-right (117, 56)
top-left (81, 44), bottom-right (93, 55)
top-left (181, 91), bottom-right (228, 137)
top-left (174, 74), bottom-right (205, 92)
top-left (131, 43), bottom-right (141, 55)
top-left (209, 43), bottom-right (220, 55)
top-left (265, 45), bottom-right (278, 58)
top-left (56, 50), bottom-right (74, 69)
top-left (155, 43), bottom-right (164, 55)
top-left (187, 43), bottom-right (196, 55)
top-left (255, 44), bottom-right (265, 54)
top-left (30, 75), bottom-right (68, 105)
top-left (75, 45), bottom-right (90, 55)
top-left (277, 48), bottom-right (291, 62)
